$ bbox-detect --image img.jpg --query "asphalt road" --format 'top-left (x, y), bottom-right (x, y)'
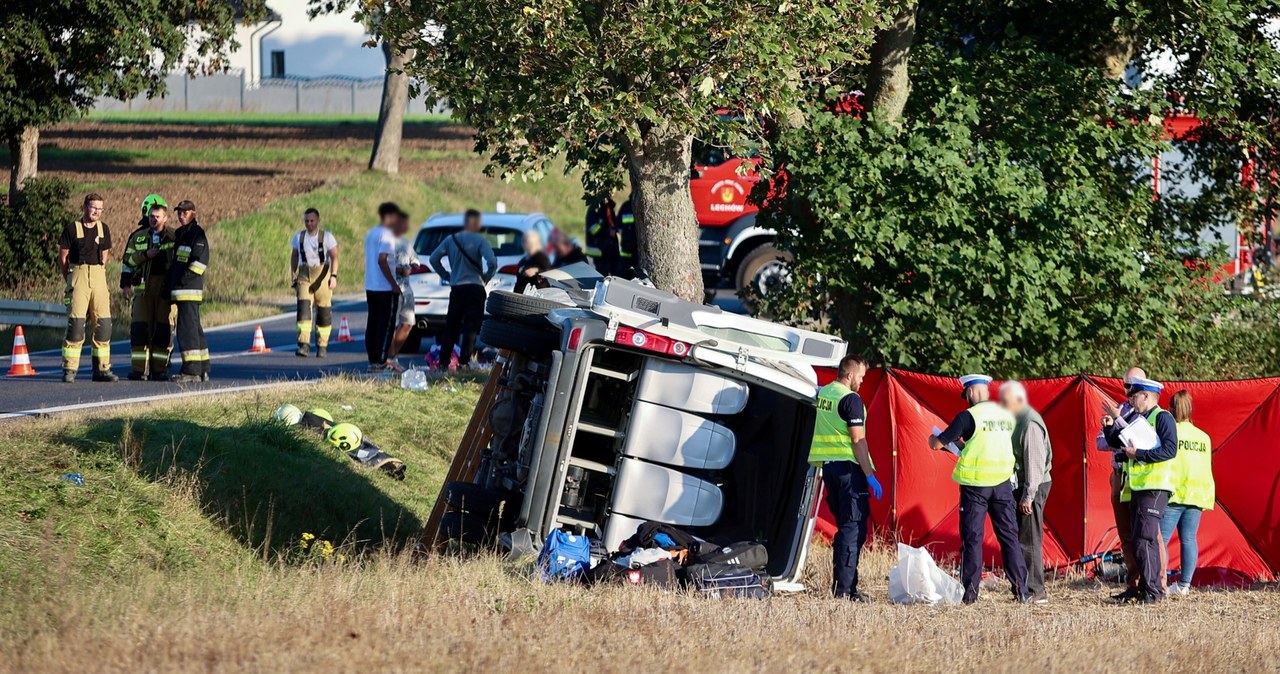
top-left (0, 290), bottom-right (746, 420)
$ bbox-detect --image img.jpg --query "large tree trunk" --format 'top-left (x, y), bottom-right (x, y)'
top-left (625, 124), bottom-right (703, 302)
top-left (8, 125), bottom-right (39, 204)
top-left (369, 42), bottom-right (414, 174)
top-left (865, 4), bottom-right (918, 122)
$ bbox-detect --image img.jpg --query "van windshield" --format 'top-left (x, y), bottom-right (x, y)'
top-left (414, 226), bottom-right (524, 257)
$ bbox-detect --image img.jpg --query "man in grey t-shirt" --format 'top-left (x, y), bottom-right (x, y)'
top-left (428, 209), bottom-right (496, 369)
top-left (1000, 380), bottom-right (1052, 604)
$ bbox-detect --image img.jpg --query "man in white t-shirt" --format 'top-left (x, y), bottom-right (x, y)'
top-left (387, 211), bottom-right (420, 367)
top-left (290, 207), bottom-right (340, 357)
top-left (363, 202), bottom-right (403, 370)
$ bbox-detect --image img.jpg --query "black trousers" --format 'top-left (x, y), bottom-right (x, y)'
top-left (959, 482), bottom-right (1028, 602)
top-left (440, 284), bottom-right (486, 366)
top-left (1130, 489), bottom-right (1170, 599)
top-left (822, 461), bottom-right (871, 597)
top-left (365, 290), bottom-right (398, 365)
top-left (173, 300), bottom-right (209, 376)
top-left (1014, 480), bottom-right (1052, 595)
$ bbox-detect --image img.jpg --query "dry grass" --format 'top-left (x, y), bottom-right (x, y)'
top-left (2, 378), bottom-right (1277, 673)
top-left (6, 545), bottom-right (1278, 674)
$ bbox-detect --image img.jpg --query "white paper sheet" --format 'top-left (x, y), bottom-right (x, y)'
top-left (1119, 416), bottom-right (1160, 451)
top-left (932, 426), bottom-right (962, 456)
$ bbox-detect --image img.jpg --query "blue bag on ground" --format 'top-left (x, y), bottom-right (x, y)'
top-left (538, 530), bottom-right (591, 581)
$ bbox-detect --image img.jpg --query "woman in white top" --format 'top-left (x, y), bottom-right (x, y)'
top-left (387, 212), bottom-right (420, 367)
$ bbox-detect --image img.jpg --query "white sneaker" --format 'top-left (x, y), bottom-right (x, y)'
top-left (1170, 583), bottom-right (1190, 597)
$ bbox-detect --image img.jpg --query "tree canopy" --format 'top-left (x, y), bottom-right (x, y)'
top-left (755, 0), bottom-right (1280, 378)
top-left (0, 0), bottom-right (264, 200)
top-left (385, 0), bottom-right (890, 300)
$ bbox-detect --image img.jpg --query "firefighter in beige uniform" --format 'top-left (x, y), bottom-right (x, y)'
top-left (290, 207), bottom-right (339, 357)
top-left (120, 198), bottom-right (177, 380)
top-left (58, 193), bottom-right (118, 383)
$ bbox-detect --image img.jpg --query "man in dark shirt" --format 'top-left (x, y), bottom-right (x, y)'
top-left (58, 193), bottom-right (118, 383)
top-left (550, 230), bottom-right (588, 269)
top-left (808, 356), bottom-right (883, 600)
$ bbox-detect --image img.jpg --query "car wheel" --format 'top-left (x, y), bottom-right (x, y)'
top-left (485, 290), bottom-right (563, 326)
top-left (479, 319), bottom-right (559, 356)
top-left (735, 244), bottom-right (794, 314)
top-left (438, 510), bottom-right (495, 545)
top-left (443, 481), bottom-right (517, 522)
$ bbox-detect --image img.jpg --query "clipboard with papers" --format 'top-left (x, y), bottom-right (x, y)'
top-left (931, 426), bottom-right (962, 456)
top-left (1118, 416), bottom-right (1160, 451)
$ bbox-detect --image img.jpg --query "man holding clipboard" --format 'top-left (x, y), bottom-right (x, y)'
top-left (1102, 377), bottom-right (1179, 604)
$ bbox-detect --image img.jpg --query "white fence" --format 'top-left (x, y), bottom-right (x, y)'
top-left (94, 71), bottom-right (450, 116)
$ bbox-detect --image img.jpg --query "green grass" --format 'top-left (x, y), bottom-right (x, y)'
top-left (0, 376), bottom-right (477, 586)
top-left (84, 111), bottom-right (455, 127)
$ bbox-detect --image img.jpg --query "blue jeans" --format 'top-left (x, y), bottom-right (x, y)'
top-left (1160, 504), bottom-right (1202, 586)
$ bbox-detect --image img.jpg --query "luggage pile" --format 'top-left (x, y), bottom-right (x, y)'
top-left (272, 403), bottom-right (407, 480)
top-left (539, 521), bottom-right (772, 600)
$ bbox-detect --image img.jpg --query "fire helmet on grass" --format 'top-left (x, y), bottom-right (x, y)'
top-left (326, 423), bottom-right (363, 452)
top-left (272, 403), bottom-right (303, 425)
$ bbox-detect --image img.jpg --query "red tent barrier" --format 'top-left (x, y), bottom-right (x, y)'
top-left (813, 368), bottom-right (1280, 583)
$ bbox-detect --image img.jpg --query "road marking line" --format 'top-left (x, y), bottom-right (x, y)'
top-left (0, 379), bottom-right (321, 421)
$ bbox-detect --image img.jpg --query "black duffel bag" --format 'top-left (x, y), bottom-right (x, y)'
top-left (687, 563), bottom-right (771, 600)
top-left (694, 542), bottom-right (768, 571)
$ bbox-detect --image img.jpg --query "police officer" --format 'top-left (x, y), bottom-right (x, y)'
top-left (290, 207), bottom-right (339, 357)
top-left (1103, 377), bottom-right (1178, 603)
top-left (616, 199), bottom-right (637, 279)
top-left (168, 200), bottom-right (210, 383)
top-left (1162, 390), bottom-right (1214, 597)
top-left (584, 197), bottom-right (620, 276)
top-left (58, 193), bottom-right (117, 383)
top-left (120, 197), bottom-right (176, 381)
top-left (809, 356), bottom-right (883, 600)
top-left (930, 374), bottom-right (1028, 604)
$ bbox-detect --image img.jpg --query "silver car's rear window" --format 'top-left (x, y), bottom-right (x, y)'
top-left (414, 226), bottom-right (524, 257)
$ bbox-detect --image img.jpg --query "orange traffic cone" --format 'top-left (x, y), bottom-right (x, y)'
top-left (248, 325), bottom-right (271, 353)
top-left (7, 326), bottom-right (37, 376)
top-left (336, 316), bottom-right (355, 343)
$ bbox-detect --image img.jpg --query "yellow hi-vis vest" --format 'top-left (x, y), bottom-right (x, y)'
top-left (1126, 408), bottom-right (1180, 494)
top-left (808, 382), bottom-right (871, 467)
top-left (1171, 421), bottom-right (1215, 510)
top-left (951, 401), bottom-right (1016, 487)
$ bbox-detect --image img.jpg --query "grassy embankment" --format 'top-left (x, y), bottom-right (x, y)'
top-left (2, 377), bottom-right (1278, 672)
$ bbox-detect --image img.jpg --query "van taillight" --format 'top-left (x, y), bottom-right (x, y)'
top-left (613, 326), bottom-right (690, 358)
top-left (567, 327), bottom-right (583, 351)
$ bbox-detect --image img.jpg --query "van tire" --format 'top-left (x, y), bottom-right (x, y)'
top-left (479, 319), bottom-right (559, 356)
top-left (735, 244), bottom-right (793, 314)
top-left (486, 291), bottom-right (561, 326)
top-left (439, 510), bottom-right (495, 545)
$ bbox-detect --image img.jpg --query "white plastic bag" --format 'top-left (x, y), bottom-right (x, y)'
top-left (887, 543), bottom-right (964, 605)
top-left (400, 368), bottom-right (429, 392)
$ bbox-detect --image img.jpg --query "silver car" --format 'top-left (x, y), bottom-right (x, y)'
top-left (405, 212), bottom-right (556, 351)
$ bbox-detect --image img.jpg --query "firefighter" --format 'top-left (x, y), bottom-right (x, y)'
top-left (617, 199), bottom-right (637, 279)
top-left (290, 207), bottom-right (339, 357)
top-left (584, 197), bottom-right (620, 276)
top-left (120, 197), bottom-right (176, 381)
top-left (58, 193), bottom-right (117, 383)
top-left (168, 200), bottom-right (210, 382)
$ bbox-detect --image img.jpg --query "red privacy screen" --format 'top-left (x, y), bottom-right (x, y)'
top-left (812, 368), bottom-right (1280, 584)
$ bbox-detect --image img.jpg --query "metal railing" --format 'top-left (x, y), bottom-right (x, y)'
top-left (0, 300), bottom-right (67, 329)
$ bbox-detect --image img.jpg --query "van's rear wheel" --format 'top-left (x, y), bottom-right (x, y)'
top-left (735, 244), bottom-right (793, 315)
top-left (486, 291), bottom-right (561, 326)
top-left (479, 319), bottom-right (559, 356)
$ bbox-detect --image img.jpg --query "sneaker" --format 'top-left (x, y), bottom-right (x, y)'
top-left (368, 363), bottom-right (388, 373)
top-left (316, 346), bottom-right (327, 358)
top-left (1029, 591), bottom-right (1049, 605)
top-left (92, 370), bottom-right (119, 382)
top-left (1110, 588), bottom-right (1139, 602)
top-left (1138, 593), bottom-right (1164, 605)
top-left (296, 344), bottom-right (310, 357)
top-left (62, 370), bottom-right (76, 383)
top-left (170, 373), bottom-right (202, 383)
top-left (148, 372), bottom-right (169, 382)
top-left (1170, 583), bottom-right (1190, 597)
top-left (128, 372), bottom-right (146, 381)
top-left (201, 372), bottom-right (211, 382)
top-left (385, 359), bottom-right (405, 373)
